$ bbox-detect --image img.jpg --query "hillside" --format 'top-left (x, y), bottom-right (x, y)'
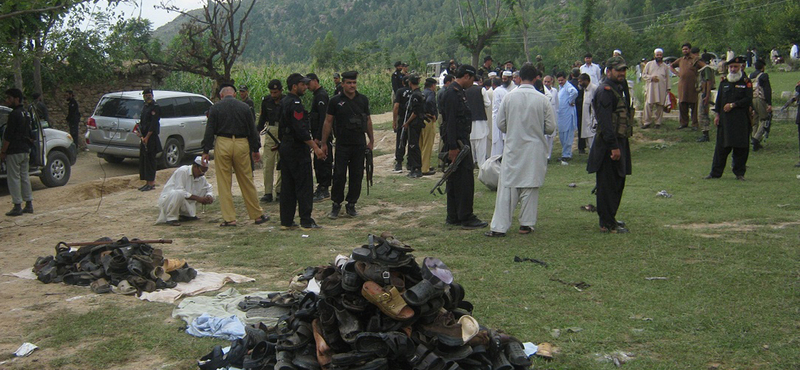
top-left (152, 0), bottom-right (798, 70)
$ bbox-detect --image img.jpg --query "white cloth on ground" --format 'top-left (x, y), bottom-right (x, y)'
top-left (173, 287), bottom-right (289, 327)
top-left (138, 269), bottom-right (255, 303)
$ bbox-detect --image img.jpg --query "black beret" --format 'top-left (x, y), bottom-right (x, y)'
top-left (287, 73), bottom-right (311, 88)
top-left (727, 56), bottom-right (746, 65)
top-left (341, 71), bottom-right (358, 80)
top-left (142, 87), bottom-right (153, 95)
top-left (456, 64), bottom-right (477, 77)
top-left (268, 79), bottom-right (282, 90)
top-left (484, 55), bottom-right (493, 62)
top-left (394, 61), bottom-right (403, 67)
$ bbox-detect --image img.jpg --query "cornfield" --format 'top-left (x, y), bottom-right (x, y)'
top-left (159, 64), bottom-right (394, 113)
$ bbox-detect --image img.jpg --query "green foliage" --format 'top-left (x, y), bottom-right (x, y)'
top-left (313, 31), bottom-right (337, 69)
top-left (105, 18), bottom-right (163, 65)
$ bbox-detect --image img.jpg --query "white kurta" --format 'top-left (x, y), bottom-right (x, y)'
top-left (470, 85), bottom-right (491, 167)
top-left (491, 85), bottom-right (509, 156)
top-left (642, 60), bottom-right (670, 105)
top-left (489, 84), bottom-right (556, 233)
top-left (557, 83), bottom-right (578, 131)
top-left (580, 82), bottom-right (598, 140)
top-left (580, 63), bottom-right (602, 85)
top-left (156, 165), bottom-right (214, 223)
top-left (543, 85), bottom-right (559, 159)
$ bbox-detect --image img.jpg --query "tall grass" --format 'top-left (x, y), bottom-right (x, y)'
top-left (159, 64), bottom-right (394, 113)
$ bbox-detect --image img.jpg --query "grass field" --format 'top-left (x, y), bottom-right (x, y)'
top-left (21, 68), bottom-right (800, 369)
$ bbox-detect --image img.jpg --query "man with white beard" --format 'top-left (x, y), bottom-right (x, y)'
top-left (705, 57), bottom-right (752, 181)
top-left (641, 48), bottom-right (671, 129)
top-left (491, 70), bottom-right (513, 156)
top-left (542, 75), bottom-right (559, 160)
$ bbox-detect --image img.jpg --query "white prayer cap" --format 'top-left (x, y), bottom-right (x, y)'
top-left (194, 156), bottom-right (208, 167)
top-left (654, 48), bottom-right (664, 54)
top-left (488, 71), bottom-right (497, 78)
top-left (613, 49), bottom-right (622, 56)
top-left (502, 70), bottom-right (512, 77)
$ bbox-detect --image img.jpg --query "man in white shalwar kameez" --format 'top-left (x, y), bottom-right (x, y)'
top-left (578, 74), bottom-right (598, 150)
top-left (491, 71), bottom-right (513, 156)
top-left (485, 65), bottom-right (556, 237)
top-left (467, 80), bottom-right (491, 167)
top-left (156, 157), bottom-right (214, 225)
top-left (542, 75), bottom-right (559, 160)
top-left (641, 48), bottom-right (671, 128)
top-left (557, 72), bottom-right (578, 161)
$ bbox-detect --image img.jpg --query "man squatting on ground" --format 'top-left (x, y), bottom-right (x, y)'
top-left (321, 71), bottom-right (375, 219)
top-left (156, 156), bottom-right (214, 226)
top-left (587, 56), bottom-right (633, 234)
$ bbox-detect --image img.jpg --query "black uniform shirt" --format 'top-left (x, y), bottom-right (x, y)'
top-left (391, 70), bottom-right (404, 94)
top-left (587, 79), bottom-right (632, 177)
top-left (203, 96), bottom-right (260, 153)
top-left (242, 97), bottom-right (255, 120)
top-left (440, 82), bottom-right (472, 150)
top-left (395, 86), bottom-right (411, 123)
top-left (139, 101), bottom-right (161, 138)
top-left (407, 88), bottom-right (425, 126)
top-left (257, 94), bottom-right (283, 132)
top-left (327, 92), bottom-right (370, 147)
top-left (66, 97), bottom-right (80, 125)
top-left (310, 87), bottom-right (329, 140)
top-left (279, 93), bottom-right (313, 163)
top-left (714, 75), bottom-right (752, 148)
top-left (423, 88), bottom-right (437, 119)
top-left (34, 101), bottom-right (50, 123)
top-left (3, 104), bottom-right (32, 155)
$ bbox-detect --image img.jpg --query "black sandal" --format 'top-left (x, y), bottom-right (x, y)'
top-left (254, 214), bottom-right (270, 225)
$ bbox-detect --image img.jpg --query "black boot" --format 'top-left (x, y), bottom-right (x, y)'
top-left (328, 203), bottom-right (341, 220)
top-left (696, 131), bottom-right (710, 142)
top-left (6, 204), bottom-right (23, 217)
top-left (22, 201), bottom-right (33, 214)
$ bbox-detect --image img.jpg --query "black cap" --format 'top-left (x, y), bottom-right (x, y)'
top-left (394, 61), bottom-right (403, 67)
top-left (503, 60), bottom-right (513, 65)
top-left (333, 72), bottom-right (341, 79)
top-left (484, 55), bottom-right (493, 62)
top-left (425, 77), bottom-right (437, 85)
top-left (287, 73), bottom-right (311, 88)
top-left (306, 73), bottom-right (319, 82)
top-left (727, 56), bottom-right (746, 65)
top-left (268, 79), bottom-right (282, 90)
top-left (456, 64), bottom-right (477, 78)
top-left (407, 74), bottom-right (420, 85)
top-left (341, 71), bottom-right (358, 80)
top-left (142, 87), bottom-right (153, 95)
top-left (238, 85), bottom-right (248, 92)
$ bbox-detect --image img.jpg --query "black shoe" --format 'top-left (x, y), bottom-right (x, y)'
top-left (6, 204), bottom-right (23, 217)
top-left (696, 133), bottom-right (710, 142)
top-left (736, 175), bottom-right (746, 181)
top-left (752, 139), bottom-right (762, 152)
top-left (484, 231), bottom-right (506, 237)
top-left (703, 175), bottom-right (720, 179)
top-left (445, 219), bottom-right (461, 226)
top-left (313, 187), bottom-right (330, 202)
top-left (616, 220), bottom-right (626, 228)
top-left (137, 184), bottom-right (149, 191)
top-left (179, 215), bottom-right (200, 222)
top-left (677, 125), bottom-right (689, 130)
top-left (22, 202), bottom-right (33, 214)
top-left (345, 203), bottom-right (358, 217)
top-left (260, 194), bottom-right (273, 203)
top-left (301, 222), bottom-right (322, 230)
top-left (328, 203), bottom-right (341, 220)
top-left (578, 149), bottom-right (586, 155)
top-left (421, 170), bottom-right (436, 176)
top-left (407, 169), bottom-right (422, 178)
top-left (393, 162), bottom-right (402, 173)
top-left (519, 226), bottom-right (534, 234)
top-left (461, 218), bottom-right (488, 230)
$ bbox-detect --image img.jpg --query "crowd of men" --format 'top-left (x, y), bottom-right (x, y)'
top-left (6, 42), bottom-right (799, 233)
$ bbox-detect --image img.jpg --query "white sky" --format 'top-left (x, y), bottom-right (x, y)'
top-left (102, 0), bottom-right (207, 30)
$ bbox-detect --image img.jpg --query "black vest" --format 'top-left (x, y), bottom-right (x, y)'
top-left (464, 85), bottom-right (488, 121)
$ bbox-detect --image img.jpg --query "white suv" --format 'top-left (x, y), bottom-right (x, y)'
top-left (85, 90), bottom-right (213, 168)
top-left (0, 105), bottom-right (77, 187)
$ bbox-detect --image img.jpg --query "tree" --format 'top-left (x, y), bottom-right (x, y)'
top-left (580, 0), bottom-right (597, 51)
top-left (453, 0), bottom-right (511, 67)
top-left (313, 31), bottom-right (337, 69)
top-left (154, 0), bottom-right (256, 89)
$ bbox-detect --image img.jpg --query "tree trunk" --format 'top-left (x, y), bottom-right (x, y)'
top-left (12, 47), bottom-right (23, 90)
top-left (33, 37), bottom-right (44, 95)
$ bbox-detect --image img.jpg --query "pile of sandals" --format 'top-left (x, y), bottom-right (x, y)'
top-left (198, 232), bottom-right (533, 370)
top-left (32, 237), bottom-right (197, 296)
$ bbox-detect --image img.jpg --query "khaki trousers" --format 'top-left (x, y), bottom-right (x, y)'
top-left (262, 126), bottom-right (281, 196)
top-left (215, 136), bottom-right (263, 222)
top-left (643, 103), bottom-right (664, 127)
top-left (420, 118), bottom-right (437, 172)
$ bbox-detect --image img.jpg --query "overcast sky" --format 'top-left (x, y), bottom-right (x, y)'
top-left (104, 0), bottom-right (207, 30)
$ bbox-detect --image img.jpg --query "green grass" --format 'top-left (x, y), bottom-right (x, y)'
top-left (18, 101), bottom-right (800, 368)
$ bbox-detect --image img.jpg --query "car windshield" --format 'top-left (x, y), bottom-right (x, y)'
top-left (94, 97), bottom-right (144, 119)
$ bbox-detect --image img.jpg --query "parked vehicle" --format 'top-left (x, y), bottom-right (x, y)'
top-left (0, 105), bottom-right (78, 187)
top-left (85, 90), bottom-right (213, 168)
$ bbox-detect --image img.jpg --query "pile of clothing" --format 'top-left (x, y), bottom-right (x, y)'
top-left (199, 232), bottom-right (533, 370)
top-left (32, 237), bottom-right (197, 296)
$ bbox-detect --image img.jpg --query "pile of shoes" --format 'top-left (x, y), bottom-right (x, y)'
top-left (32, 237), bottom-right (196, 296)
top-left (198, 232), bottom-right (533, 370)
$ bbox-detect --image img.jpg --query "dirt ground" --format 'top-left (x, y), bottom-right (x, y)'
top-left (0, 112), bottom-right (412, 368)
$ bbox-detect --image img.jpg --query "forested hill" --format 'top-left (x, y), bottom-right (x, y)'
top-left (153, 0), bottom-right (798, 70)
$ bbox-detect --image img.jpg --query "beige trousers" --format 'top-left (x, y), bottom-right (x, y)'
top-left (215, 136), bottom-right (263, 222)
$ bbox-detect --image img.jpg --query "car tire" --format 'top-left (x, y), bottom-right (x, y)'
top-left (40, 151), bottom-right (71, 187)
top-left (103, 155), bottom-right (125, 164)
top-left (160, 137), bottom-right (183, 168)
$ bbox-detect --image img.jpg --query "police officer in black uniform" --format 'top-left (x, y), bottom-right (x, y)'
top-left (586, 56), bottom-right (632, 234)
top-left (402, 74), bottom-right (425, 178)
top-left (279, 73), bottom-right (326, 229)
top-left (239, 85), bottom-right (255, 120)
top-left (307, 73), bottom-right (332, 202)
top-left (138, 88), bottom-right (161, 191)
top-left (321, 71), bottom-right (375, 220)
top-left (258, 80), bottom-right (283, 203)
top-left (705, 56), bottom-right (752, 180)
top-left (391, 61), bottom-right (404, 97)
top-left (392, 76), bottom-right (412, 172)
top-left (440, 65), bottom-right (487, 230)
top-left (65, 90), bottom-right (81, 149)
top-left (333, 73), bottom-right (343, 96)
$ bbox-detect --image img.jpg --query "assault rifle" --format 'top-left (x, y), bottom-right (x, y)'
top-left (430, 141), bottom-right (471, 195)
top-left (365, 148), bottom-right (373, 195)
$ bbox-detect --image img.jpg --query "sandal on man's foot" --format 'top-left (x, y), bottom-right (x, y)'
top-left (220, 221), bottom-right (237, 227)
top-left (254, 214), bottom-right (270, 225)
top-left (166, 220), bottom-right (181, 226)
